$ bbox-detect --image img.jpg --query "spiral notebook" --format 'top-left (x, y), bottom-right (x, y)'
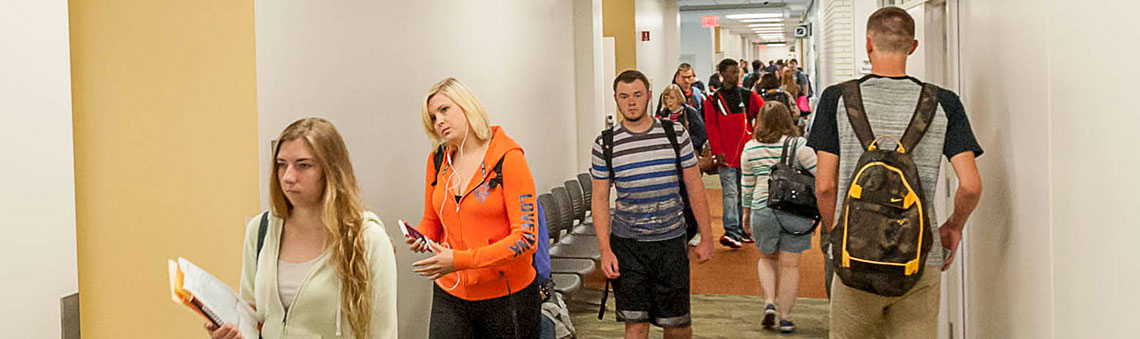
top-left (168, 257), bottom-right (258, 338)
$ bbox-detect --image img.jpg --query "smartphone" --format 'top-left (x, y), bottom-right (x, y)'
top-left (398, 219), bottom-right (434, 253)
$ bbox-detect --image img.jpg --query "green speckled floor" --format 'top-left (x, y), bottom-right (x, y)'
top-left (568, 287), bottom-right (830, 338)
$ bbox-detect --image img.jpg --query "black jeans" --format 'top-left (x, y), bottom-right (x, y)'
top-left (429, 279), bottom-right (541, 339)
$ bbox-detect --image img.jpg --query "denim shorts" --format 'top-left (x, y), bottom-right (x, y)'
top-left (750, 207), bottom-right (813, 254)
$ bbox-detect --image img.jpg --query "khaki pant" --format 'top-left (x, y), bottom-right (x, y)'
top-left (829, 268), bottom-right (941, 339)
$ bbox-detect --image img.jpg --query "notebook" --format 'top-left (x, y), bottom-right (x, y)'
top-left (168, 257), bottom-right (258, 338)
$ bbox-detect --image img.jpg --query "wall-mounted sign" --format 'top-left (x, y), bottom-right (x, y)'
top-left (794, 24), bottom-right (811, 38)
top-left (641, 31), bottom-right (650, 41)
top-left (702, 16), bottom-right (718, 28)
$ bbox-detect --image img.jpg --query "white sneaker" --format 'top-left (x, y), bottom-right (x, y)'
top-left (688, 234), bottom-right (701, 247)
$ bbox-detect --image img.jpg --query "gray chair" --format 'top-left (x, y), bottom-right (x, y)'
top-left (564, 180), bottom-right (587, 222)
top-left (550, 273), bottom-right (582, 299)
top-left (540, 193), bottom-right (596, 277)
top-left (578, 173), bottom-right (593, 205)
top-left (565, 180), bottom-right (596, 236)
top-left (549, 187), bottom-right (601, 260)
top-left (577, 173), bottom-right (593, 221)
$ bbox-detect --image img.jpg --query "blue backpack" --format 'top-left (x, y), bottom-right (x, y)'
top-left (534, 201), bottom-right (551, 285)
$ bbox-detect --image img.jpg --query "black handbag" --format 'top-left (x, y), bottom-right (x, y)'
top-left (766, 136), bottom-right (821, 235)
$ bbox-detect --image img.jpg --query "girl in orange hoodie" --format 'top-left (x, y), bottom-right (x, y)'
top-left (406, 78), bottom-right (541, 339)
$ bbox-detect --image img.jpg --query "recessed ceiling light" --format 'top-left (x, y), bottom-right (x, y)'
top-left (739, 18), bottom-right (783, 23)
top-left (725, 13), bottom-right (783, 20)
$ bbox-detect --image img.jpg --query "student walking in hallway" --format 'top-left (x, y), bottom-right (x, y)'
top-left (809, 7), bottom-right (984, 339)
top-left (704, 58), bottom-right (766, 249)
top-left (591, 70), bottom-right (713, 339)
top-left (742, 102), bottom-right (819, 334)
top-left (407, 78), bottom-right (542, 339)
top-left (208, 118), bottom-right (399, 339)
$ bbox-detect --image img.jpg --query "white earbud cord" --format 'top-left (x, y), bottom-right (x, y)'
top-left (436, 128), bottom-right (469, 291)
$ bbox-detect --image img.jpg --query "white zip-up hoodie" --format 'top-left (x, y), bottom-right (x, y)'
top-left (239, 211), bottom-right (398, 338)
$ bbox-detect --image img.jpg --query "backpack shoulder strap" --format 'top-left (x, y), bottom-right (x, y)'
top-left (602, 127), bottom-right (615, 182)
top-left (839, 79), bottom-right (876, 150)
top-left (899, 83), bottom-right (940, 153)
top-left (430, 144), bottom-right (447, 186)
top-left (255, 211), bottom-right (269, 262)
top-left (661, 120), bottom-right (684, 175)
top-left (487, 153), bottom-right (508, 190)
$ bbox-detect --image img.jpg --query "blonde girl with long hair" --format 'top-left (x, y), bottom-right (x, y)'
top-left (207, 117), bottom-right (398, 339)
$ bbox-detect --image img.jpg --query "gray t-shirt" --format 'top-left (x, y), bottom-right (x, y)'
top-left (591, 119), bottom-right (697, 241)
top-left (808, 75), bottom-right (983, 267)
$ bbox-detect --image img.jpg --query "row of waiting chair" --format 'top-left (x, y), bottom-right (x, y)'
top-left (538, 173), bottom-right (601, 300)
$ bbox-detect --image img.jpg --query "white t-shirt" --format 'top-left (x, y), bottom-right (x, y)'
top-left (277, 251), bottom-right (325, 310)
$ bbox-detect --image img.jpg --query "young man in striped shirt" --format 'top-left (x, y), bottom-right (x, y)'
top-left (591, 70), bottom-right (713, 339)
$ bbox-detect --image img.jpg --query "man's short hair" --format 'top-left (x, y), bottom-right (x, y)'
top-left (613, 69), bottom-right (650, 92)
top-left (867, 6), bottom-right (916, 53)
top-left (751, 60), bottom-right (762, 71)
top-left (789, 59), bottom-right (798, 65)
top-left (717, 58), bottom-right (738, 74)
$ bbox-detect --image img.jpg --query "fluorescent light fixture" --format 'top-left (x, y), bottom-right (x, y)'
top-left (725, 13), bottom-right (782, 20)
top-left (752, 28), bottom-right (784, 33)
top-left (747, 23), bottom-right (782, 28)
top-left (739, 18), bottom-right (783, 23)
top-left (767, 43), bottom-right (787, 47)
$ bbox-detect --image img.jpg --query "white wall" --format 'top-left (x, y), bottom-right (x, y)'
top-left (574, 0), bottom-right (605, 171)
top-left (679, 16), bottom-right (715, 82)
top-left (756, 45), bottom-right (793, 64)
top-left (722, 29), bottom-right (744, 61)
top-left (1045, 1), bottom-right (1140, 338)
top-left (960, 0), bottom-right (1140, 338)
top-left (958, 1), bottom-right (1053, 338)
top-left (255, 1), bottom-right (577, 337)
top-left (0, 0), bottom-right (78, 337)
top-left (635, 0), bottom-right (680, 97)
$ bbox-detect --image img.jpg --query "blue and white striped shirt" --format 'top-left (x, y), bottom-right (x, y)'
top-left (591, 119), bottom-right (697, 241)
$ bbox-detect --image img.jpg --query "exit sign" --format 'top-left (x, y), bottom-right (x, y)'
top-left (702, 16), bottom-right (718, 28)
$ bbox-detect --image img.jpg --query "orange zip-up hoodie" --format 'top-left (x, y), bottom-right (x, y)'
top-left (416, 126), bottom-right (539, 301)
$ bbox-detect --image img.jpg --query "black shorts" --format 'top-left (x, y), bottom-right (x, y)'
top-left (610, 235), bottom-right (691, 328)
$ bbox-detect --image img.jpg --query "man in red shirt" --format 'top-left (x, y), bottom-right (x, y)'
top-left (703, 58), bottom-right (765, 248)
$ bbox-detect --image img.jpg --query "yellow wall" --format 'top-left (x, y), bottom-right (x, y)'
top-left (603, 0), bottom-right (636, 73)
top-left (69, 1), bottom-right (260, 338)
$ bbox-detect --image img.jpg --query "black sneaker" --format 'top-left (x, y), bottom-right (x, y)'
top-left (778, 319), bottom-right (796, 333)
top-left (761, 304), bottom-right (777, 328)
top-left (740, 233), bottom-right (755, 244)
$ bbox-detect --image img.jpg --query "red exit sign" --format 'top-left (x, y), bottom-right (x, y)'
top-left (702, 16), bottom-right (718, 28)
